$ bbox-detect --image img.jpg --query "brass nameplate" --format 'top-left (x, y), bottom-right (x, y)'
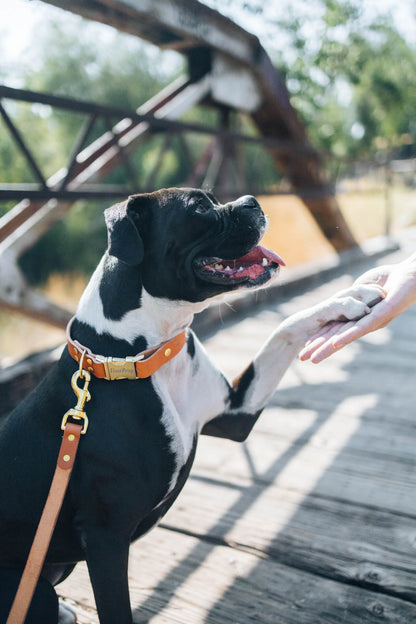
top-left (103, 359), bottom-right (136, 380)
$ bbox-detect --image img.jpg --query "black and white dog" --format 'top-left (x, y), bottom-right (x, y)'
top-left (0, 188), bottom-right (382, 624)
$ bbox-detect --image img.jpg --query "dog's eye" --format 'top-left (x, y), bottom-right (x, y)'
top-left (194, 204), bottom-right (211, 215)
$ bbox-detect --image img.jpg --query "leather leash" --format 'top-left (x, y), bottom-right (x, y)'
top-left (6, 369), bottom-right (91, 624)
top-left (7, 324), bottom-right (187, 623)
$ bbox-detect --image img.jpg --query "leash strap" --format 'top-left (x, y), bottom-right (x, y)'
top-left (6, 422), bottom-right (82, 624)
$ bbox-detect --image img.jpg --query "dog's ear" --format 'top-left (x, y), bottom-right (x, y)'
top-left (104, 195), bottom-right (148, 266)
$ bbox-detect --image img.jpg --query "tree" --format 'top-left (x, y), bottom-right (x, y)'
top-left (205, 0), bottom-right (416, 159)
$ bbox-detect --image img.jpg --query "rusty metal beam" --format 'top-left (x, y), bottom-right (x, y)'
top-left (0, 185), bottom-right (132, 201)
top-left (41, 0), bottom-right (261, 67)
top-left (249, 51), bottom-right (357, 250)
top-left (0, 102), bottom-right (48, 189)
top-left (39, 0), bottom-right (357, 252)
top-left (0, 76), bottom-right (198, 244)
top-left (0, 82), bottom-right (323, 212)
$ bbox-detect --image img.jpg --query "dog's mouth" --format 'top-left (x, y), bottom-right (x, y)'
top-left (194, 245), bottom-right (285, 287)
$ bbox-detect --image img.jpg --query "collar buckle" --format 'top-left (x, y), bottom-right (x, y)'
top-left (97, 356), bottom-right (141, 380)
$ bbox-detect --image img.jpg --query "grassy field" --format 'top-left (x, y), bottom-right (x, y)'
top-left (1, 186), bottom-right (415, 364)
top-left (260, 186), bottom-right (416, 265)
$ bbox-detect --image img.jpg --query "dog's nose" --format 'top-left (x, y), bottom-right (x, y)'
top-left (235, 195), bottom-right (261, 210)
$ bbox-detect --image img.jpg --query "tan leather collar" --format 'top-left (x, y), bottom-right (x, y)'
top-left (66, 317), bottom-right (187, 380)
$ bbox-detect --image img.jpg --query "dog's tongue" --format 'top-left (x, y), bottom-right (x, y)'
top-left (226, 245), bottom-right (285, 280)
top-left (201, 244), bottom-right (285, 282)
top-left (236, 245), bottom-right (285, 267)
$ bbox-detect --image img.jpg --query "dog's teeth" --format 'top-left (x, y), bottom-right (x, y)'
top-left (225, 266), bottom-right (231, 271)
top-left (238, 267), bottom-right (244, 272)
top-left (262, 258), bottom-right (268, 267)
top-left (214, 263), bottom-right (223, 270)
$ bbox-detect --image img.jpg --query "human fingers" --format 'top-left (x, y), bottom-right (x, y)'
top-left (300, 321), bottom-right (356, 362)
top-left (310, 304), bottom-right (390, 363)
top-left (299, 321), bottom-right (346, 361)
top-left (353, 265), bottom-right (392, 288)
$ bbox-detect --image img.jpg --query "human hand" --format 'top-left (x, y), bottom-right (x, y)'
top-left (299, 253), bottom-right (416, 363)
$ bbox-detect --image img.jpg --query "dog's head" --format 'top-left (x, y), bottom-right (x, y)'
top-left (105, 188), bottom-right (284, 304)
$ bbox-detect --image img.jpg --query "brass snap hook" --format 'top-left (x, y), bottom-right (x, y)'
top-left (71, 369), bottom-right (91, 410)
top-left (61, 369), bottom-right (92, 434)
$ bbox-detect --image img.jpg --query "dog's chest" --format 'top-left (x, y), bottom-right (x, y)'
top-left (151, 358), bottom-right (202, 488)
top-left (151, 339), bottom-right (228, 489)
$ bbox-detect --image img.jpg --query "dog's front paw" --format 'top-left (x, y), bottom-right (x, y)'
top-left (325, 283), bottom-right (384, 322)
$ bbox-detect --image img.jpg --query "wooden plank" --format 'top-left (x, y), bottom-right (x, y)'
top-left (193, 400), bottom-right (416, 516)
top-left (159, 471), bottom-right (416, 603)
top-left (254, 404), bottom-right (416, 463)
top-left (58, 526), bottom-right (416, 623)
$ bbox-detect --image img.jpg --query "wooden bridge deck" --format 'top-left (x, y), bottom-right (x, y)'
top-left (59, 232), bottom-right (416, 623)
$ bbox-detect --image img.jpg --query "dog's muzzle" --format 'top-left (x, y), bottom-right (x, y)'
top-left (194, 244), bottom-right (285, 288)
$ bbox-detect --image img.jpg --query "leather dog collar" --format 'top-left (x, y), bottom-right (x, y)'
top-left (66, 317), bottom-right (187, 380)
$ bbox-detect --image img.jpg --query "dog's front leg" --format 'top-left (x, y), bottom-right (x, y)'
top-left (202, 283), bottom-right (383, 442)
top-left (85, 529), bottom-right (132, 624)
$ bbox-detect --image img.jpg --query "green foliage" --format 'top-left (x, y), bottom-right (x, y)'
top-left (18, 202), bottom-right (108, 284)
top-left (274, 1), bottom-right (416, 158)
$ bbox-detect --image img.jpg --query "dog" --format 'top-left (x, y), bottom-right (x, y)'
top-left (0, 188), bottom-right (383, 624)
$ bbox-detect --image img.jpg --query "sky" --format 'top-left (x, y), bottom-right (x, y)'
top-left (0, 0), bottom-right (415, 84)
